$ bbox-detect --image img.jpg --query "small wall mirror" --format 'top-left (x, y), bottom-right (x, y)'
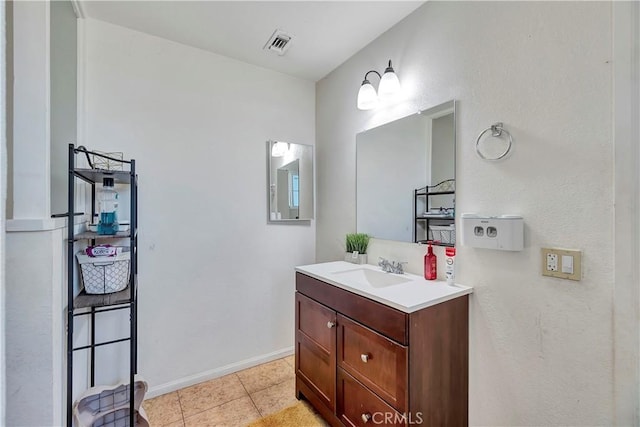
top-left (356, 100), bottom-right (456, 245)
top-left (267, 140), bottom-right (314, 222)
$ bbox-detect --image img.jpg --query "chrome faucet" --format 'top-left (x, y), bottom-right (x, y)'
top-left (378, 257), bottom-right (407, 274)
top-left (378, 257), bottom-right (391, 271)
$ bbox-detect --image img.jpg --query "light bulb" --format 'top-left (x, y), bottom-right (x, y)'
top-left (378, 61), bottom-right (401, 101)
top-left (271, 141), bottom-right (289, 157)
top-left (357, 80), bottom-right (378, 110)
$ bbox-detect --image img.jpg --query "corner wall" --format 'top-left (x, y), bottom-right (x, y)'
top-left (80, 19), bottom-right (316, 394)
top-left (613, 1), bottom-right (640, 424)
top-left (0, 0), bottom-right (6, 423)
top-left (316, 2), bottom-right (633, 424)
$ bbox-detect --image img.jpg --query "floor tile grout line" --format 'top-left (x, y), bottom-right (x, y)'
top-left (145, 392), bottom-right (183, 427)
top-left (237, 373), bottom-right (264, 417)
top-left (177, 384), bottom-right (249, 421)
top-left (236, 369), bottom-right (294, 394)
top-left (283, 356), bottom-right (295, 369)
top-left (248, 378), bottom-right (299, 419)
top-left (176, 389), bottom-right (186, 426)
top-left (236, 358), bottom-right (295, 395)
top-left (179, 397), bottom-right (247, 421)
top-left (182, 394), bottom-right (255, 425)
top-left (245, 375), bottom-right (296, 396)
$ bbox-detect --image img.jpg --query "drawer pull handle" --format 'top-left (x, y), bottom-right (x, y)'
top-left (361, 413), bottom-right (372, 423)
top-left (360, 353), bottom-right (369, 363)
top-left (327, 321), bottom-right (336, 329)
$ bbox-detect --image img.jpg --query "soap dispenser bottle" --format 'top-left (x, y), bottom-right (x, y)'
top-left (424, 241), bottom-right (437, 280)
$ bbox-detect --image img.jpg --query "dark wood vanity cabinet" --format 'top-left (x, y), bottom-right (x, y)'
top-left (295, 272), bottom-right (469, 427)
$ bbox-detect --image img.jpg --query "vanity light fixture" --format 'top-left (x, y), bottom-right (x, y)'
top-left (271, 141), bottom-right (290, 157)
top-left (357, 60), bottom-right (401, 110)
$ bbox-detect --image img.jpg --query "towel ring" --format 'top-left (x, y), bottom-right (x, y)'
top-left (475, 122), bottom-right (513, 160)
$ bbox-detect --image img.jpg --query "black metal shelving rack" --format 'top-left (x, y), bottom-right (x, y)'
top-left (413, 179), bottom-right (455, 246)
top-left (66, 144), bottom-right (138, 426)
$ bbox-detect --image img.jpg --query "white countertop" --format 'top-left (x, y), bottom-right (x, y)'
top-left (295, 261), bottom-right (473, 314)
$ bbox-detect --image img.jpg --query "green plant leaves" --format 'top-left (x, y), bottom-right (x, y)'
top-left (345, 233), bottom-right (370, 254)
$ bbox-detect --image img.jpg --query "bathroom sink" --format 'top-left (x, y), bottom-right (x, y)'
top-left (331, 268), bottom-right (411, 288)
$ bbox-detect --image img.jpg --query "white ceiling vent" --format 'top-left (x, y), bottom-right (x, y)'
top-left (263, 29), bottom-right (293, 56)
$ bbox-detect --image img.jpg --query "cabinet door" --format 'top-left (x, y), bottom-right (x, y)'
top-left (296, 292), bottom-right (336, 411)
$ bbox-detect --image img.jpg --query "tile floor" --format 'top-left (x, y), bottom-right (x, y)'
top-left (142, 355), bottom-right (299, 427)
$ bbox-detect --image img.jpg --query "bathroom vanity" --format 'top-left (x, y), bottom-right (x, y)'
top-left (294, 261), bottom-right (472, 426)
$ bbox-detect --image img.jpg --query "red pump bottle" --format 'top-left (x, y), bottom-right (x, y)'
top-left (424, 241), bottom-right (437, 280)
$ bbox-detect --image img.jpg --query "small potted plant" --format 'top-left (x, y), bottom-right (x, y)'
top-left (345, 233), bottom-right (370, 264)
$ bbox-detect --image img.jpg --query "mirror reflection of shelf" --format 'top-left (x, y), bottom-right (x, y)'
top-left (416, 240), bottom-right (455, 247)
top-left (415, 179), bottom-right (455, 196)
top-left (414, 179), bottom-right (455, 246)
top-left (421, 208), bottom-right (454, 219)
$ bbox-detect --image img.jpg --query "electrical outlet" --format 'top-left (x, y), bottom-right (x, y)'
top-left (541, 248), bottom-right (582, 281)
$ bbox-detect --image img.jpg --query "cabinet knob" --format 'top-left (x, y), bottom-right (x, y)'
top-left (361, 413), bottom-right (372, 423)
top-left (360, 353), bottom-right (369, 363)
top-left (326, 321), bottom-right (336, 329)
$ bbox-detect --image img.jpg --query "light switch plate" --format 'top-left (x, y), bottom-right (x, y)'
top-left (541, 248), bottom-right (582, 281)
top-left (561, 255), bottom-right (574, 274)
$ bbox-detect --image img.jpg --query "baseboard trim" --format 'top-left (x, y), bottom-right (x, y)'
top-left (145, 346), bottom-right (294, 399)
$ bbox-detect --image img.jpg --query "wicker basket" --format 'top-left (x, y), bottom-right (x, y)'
top-left (76, 250), bottom-right (130, 294)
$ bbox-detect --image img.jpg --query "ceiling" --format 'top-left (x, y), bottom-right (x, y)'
top-left (79, 1), bottom-right (425, 82)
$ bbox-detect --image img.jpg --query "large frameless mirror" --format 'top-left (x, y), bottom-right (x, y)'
top-left (267, 141), bottom-right (314, 222)
top-left (356, 100), bottom-right (456, 245)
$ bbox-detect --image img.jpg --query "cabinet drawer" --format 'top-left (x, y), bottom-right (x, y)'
top-left (297, 272), bottom-right (408, 345)
top-left (337, 369), bottom-right (406, 427)
top-left (337, 314), bottom-right (407, 412)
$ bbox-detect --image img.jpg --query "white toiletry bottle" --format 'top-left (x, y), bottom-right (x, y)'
top-left (445, 247), bottom-right (456, 285)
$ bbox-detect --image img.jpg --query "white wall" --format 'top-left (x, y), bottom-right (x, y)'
top-left (317, 2), bottom-right (636, 425)
top-left (11, 0), bottom-right (50, 219)
top-left (5, 229), bottom-right (65, 427)
top-left (81, 19), bottom-right (315, 395)
top-left (50, 0), bottom-right (77, 216)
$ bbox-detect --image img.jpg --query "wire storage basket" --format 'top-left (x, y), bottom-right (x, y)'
top-left (76, 249), bottom-right (130, 294)
top-left (90, 151), bottom-right (124, 171)
top-left (429, 224), bottom-right (456, 245)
